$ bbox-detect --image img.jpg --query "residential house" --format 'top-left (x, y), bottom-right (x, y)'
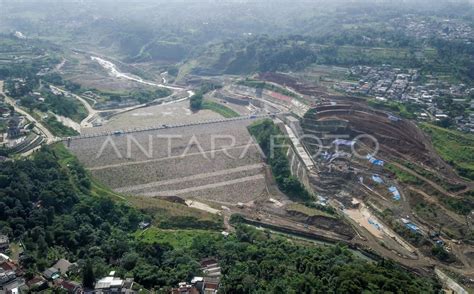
top-left (0, 253), bottom-right (10, 263)
top-left (7, 116), bottom-right (21, 139)
top-left (26, 276), bottom-right (48, 291)
top-left (0, 269), bottom-right (16, 285)
top-left (43, 267), bottom-right (60, 281)
top-left (0, 235), bottom-right (9, 252)
top-left (201, 259), bottom-right (221, 278)
top-left (0, 105), bottom-right (10, 117)
top-left (52, 258), bottom-right (77, 276)
top-left (0, 277), bottom-right (26, 293)
top-left (203, 281), bottom-right (219, 294)
top-left (171, 277), bottom-right (220, 294)
top-left (55, 278), bottom-right (82, 294)
top-left (171, 282), bottom-right (200, 294)
top-left (95, 273), bottom-right (135, 294)
top-left (0, 260), bottom-right (17, 274)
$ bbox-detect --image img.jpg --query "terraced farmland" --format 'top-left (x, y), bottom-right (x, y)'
top-left (68, 120), bottom-right (268, 204)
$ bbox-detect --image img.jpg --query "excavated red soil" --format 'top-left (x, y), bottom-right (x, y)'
top-left (305, 103), bottom-right (459, 180)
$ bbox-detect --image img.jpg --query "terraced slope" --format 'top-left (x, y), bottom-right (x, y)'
top-left (68, 120), bottom-right (267, 204)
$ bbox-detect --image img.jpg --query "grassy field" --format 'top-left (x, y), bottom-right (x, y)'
top-left (68, 102), bottom-right (88, 123)
top-left (52, 144), bottom-right (128, 201)
top-left (126, 196), bottom-right (224, 231)
top-left (386, 159), bottom-right (472, 215)
top-left (367, 98), bottom-right (418, 119)
top-left (177, 60), bottom-right (198, 82)
top-left (420, 123), bottom-right (474, 180)
top-left (395, 160), bottom-right (467, 192)
top-left (286, 203), bottom-right (336, 218)
top-left (386, 163), bottom-right (423, 185)
top-left (134, 227), bottom-right (218, 249)
top-left (202, 101), bottom-right (239, 118)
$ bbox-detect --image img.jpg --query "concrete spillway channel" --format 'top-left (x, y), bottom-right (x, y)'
top-left (273, 116), bottom-right (319, 195)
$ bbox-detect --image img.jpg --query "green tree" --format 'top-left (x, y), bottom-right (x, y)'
top-left (190, 93), bottom-right (203, 111)
top-left (82, 260), bottom-right (95, 289)
top-left (8, 105), bottom-right (14, 116)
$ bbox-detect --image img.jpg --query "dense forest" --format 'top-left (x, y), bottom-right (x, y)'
top-left (0, 145), bottom-right (441, 292)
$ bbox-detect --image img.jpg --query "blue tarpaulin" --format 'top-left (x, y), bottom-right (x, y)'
top-left (367, 154), bottom-right (384, 166)
top-left (405, 223), bottom-right (420, 233)
top-left (372, 175), bottom-right (384, 184)
top-left (389, 186), bottom-right (401, 201)
top-left (368, 219), bottom-right (381, 230)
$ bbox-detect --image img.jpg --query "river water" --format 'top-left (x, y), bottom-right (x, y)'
top-left (91, 56), bottom-right (183, 91)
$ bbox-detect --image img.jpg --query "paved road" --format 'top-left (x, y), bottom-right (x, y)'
top-left (1, 81), bottom-right (56, 144)
top-left (68, 113), bottom-right (278, 141)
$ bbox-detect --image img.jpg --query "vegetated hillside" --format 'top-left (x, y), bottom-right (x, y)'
top-left (0, 145), bottom-right (441, 292)
top-left (421, 123), bottom-right (474, 180)
top-left (2, 1), bottom-right (472, 79)
top-left (180, 33), bottom-right (473, 82)
top-left (180, 36), bottom-right (319, 76)
top-left (128, 40), bottom-right (189, 63)
top-left (0, 145), bottom-right (198, 288)
top-left (218, 223), bottom-right (440, 293)
top-left (0, 35), bottom-right (62, 80)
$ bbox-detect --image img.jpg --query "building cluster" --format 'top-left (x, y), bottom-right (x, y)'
top-left (0, 98), bottom-right (30, 148)
top-left (0, 253), bottom-right (24, 294)
top-left (0, 244), bottom-right (136, 294)
top-left (0, 236), bottom-right (83, 294)
top-left (0, 234), bottom-right (225, 294)
top-left (391, 16), bottom-right (473, 44)
top-left (336, 65), bottom-right (474, 132)
top-left (94, 271), bottom-right (135, 294)
top-left (0, 99), bottom-right (12, 120)
top-left (0, 235), bottom-right (24, 294)
top-left (337, 65), bottom-right (419, 100)
top-left (404, 77), bottom-right (474, 132)
top-left (171, 258), bottom-right (221, 294)
top-left (1, 80), bottom-right (36, 146)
